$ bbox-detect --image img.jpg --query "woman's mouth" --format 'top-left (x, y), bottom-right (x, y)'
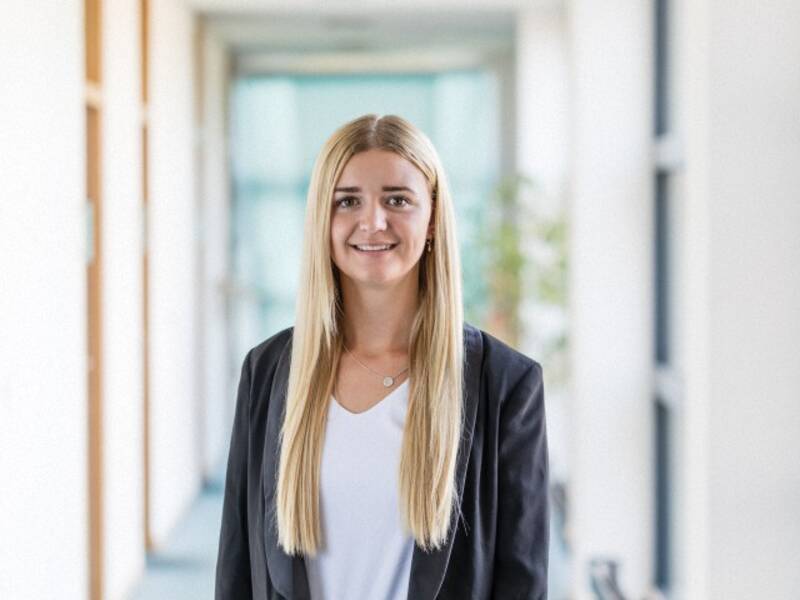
top-left (349, 243), bottom-right (399, 254)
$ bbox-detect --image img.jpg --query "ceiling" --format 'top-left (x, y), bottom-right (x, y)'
top-left (194, 2), bottom-right (554, 75)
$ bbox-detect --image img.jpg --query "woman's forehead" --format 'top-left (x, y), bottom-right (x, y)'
top-left (337, 149), bottom-right (427, 189)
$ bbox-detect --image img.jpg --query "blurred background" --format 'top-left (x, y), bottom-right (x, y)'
top-left (1, 0), bottom-right (798, 599)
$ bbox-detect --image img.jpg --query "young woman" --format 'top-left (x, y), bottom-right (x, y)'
top-left (215, 114), bottom-right (549, 600)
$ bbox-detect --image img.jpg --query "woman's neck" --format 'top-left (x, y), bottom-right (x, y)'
top-left (340, 277), bottom-right (418, 357)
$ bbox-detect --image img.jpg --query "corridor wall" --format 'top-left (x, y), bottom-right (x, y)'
top-left (0, 2), bottom-right (88, 598)
top-left (147, 0), bottom-right (204, 549)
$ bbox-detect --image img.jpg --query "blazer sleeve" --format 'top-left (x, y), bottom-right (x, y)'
top-left (215, 350), bottom-right (254, 599)
top-left (491, 361), bottom-right (550, 600)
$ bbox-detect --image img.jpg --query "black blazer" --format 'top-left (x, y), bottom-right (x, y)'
top-left (215, 321), bottom-right (549, 600)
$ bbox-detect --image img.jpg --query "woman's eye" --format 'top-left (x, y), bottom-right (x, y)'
top-left (387, 195), bottom-right (410, 207)
top-left (335, 196), bottom-right (357, 209)
top-left (334, 195), bottom-right (409, 209)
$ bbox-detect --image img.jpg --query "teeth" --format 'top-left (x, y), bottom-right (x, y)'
top-left (355, 244), bottom-right (393, 251)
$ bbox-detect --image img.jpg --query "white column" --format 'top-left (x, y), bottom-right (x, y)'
top-left (514, 5), bottom-right (571, 370)
top-left (677, 0), bottom-right (800, 598)
top-left (566, 1), bottom-right (654, 598)
top-left (515, 9), bottom-right (572, 598)
top-left (516, 6), bottom-right (569, 205)
top-left (673, 0), bottom-right (711, 597)
top-left (148, 0), bottom-right (203, 546)
top-left (101, 0), bottom-right (147, 596)
top-left (200, 26), bottom-right (233, 478)
top-left (0, 2), bottom-right (88, 599)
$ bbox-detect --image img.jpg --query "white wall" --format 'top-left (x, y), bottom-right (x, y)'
top-left (677, 0), bottom-right (800, 598)
top-left (1, 0), bottom-right (229, 595)
top-left (515, 5), bottom-right (570, 478)
top-left (514, 9), bottom-right (572, 598)
top-left (148, 0), bottom-right (203, 546)
top-left (200, 27), bottom-right (233, 480)
top-left (565, 1), bottom-right (654, 598)
top-left (101, 0), bottom-right (147, 596)
top-left (516, 7), bottom-right (569, 206)
top-left (0, 2), bottom-right (88, 599)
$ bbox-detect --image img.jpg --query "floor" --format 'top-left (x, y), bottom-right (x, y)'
top-left (129, 471), bottom-right (225, 600)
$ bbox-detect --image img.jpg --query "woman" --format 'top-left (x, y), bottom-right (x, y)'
top-left (215, 114), bottom-right (549, 600)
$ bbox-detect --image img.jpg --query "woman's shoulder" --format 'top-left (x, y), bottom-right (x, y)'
top-left (247, 325), bottom-right (294, 374)
top-left (467, 322), bottom-right (543, 390)
top-left (243, 321), bottom-right (542, 388)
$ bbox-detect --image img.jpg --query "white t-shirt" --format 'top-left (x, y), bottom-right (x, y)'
top-left (305, 378), bottom-right (414, 600)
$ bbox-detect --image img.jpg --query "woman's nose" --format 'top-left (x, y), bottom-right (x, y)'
top-left (358, 201), bottom-right (387, 232)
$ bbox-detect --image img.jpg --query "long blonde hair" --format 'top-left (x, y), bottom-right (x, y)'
top-left (275, 114), bottom-right (464, 556)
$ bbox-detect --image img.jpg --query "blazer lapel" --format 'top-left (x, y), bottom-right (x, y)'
top-left (262, 323), bottom-right (483, 600)
top-left (405, 323), bottom-right (482, 600)
top-left (262, 335), bottom-right (305, 599)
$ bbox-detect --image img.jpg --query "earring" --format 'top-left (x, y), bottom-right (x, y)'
top-left (426, 238), bottom-right (432, 253)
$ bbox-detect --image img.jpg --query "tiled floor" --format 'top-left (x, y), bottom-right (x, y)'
top-left (129, 472), bottom-right (224, 600)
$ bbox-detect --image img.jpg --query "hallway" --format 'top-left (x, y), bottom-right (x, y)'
top-left (3, 1), bottom-right (800, 599)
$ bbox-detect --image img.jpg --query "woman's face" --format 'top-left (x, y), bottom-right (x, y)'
top-left (330, 148), bottom-right (434, 289)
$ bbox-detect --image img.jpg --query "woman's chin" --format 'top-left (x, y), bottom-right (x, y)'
top-left (341, 268), bottom-right (413, 289)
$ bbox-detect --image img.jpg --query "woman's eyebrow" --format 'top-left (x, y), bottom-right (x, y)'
top-left (334, 185), bottom-right (417, 196)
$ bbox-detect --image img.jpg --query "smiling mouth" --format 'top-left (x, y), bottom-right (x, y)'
top-left (349, 243), bottom-right (399, 253)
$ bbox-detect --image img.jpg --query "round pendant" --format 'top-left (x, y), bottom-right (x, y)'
top-left (383, 376), bottom-right (394, 387)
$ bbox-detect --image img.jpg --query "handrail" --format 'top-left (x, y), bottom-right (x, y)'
top-left (589, 558), bottom-right (627, 600)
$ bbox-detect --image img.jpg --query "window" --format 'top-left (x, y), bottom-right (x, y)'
top-left (653, 0), bottom-right (683, 593)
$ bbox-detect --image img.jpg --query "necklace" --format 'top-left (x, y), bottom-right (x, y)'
top-left (342, 340), bottom-right (409, 387)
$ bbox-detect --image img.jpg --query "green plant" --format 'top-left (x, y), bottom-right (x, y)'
top-left (478, 172), bottom-right (570, 388)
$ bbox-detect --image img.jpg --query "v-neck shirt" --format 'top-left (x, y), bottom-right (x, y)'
top-left (305, 379), bottom-right (414, 600)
